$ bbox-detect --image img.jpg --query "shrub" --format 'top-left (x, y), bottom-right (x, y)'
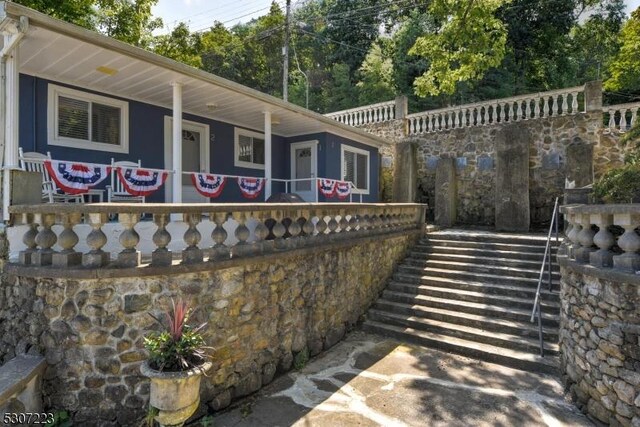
top-left (593, 163), bottom-right (640, 203)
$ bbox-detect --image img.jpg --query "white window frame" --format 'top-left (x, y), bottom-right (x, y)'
top-left (234, 127), bottom-right (265, 170)
top-left (340, 144), bottom-right (370, 195)
top-left (47, 83), bottom-right (129, 153)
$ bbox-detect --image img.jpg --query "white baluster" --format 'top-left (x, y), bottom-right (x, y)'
top-left (491, 103), bottom-right (497, 123)
top-left (516, 100), bottom-right (523, 120)
top-left (461, 108), bottom-right (467, 127)
top-left (608, 108), bottom-right (616, 131)
top-left (483, 105), bottom-right (489, 125)
top-left (552, 94), bottom-right (559, 116)
top-left (543, 95), bottom-right (550, 117)
top-left (571, 91), bottom-right (579, 113)
top-left (561, 93), bottom-right (568, 115)
top-left (620, 108), bottom-right (628, 131)
top-left (534, 96), bottom-right (541, 118)
top-left (631, 108), bottom-right (638, 129)
top-left (501, 103), bottom-right (507, 122)
top-left (525, 98), bottom-right (532, 119)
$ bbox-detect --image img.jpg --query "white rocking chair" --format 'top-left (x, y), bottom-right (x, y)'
top-left (107, 158), bottom-right (146, 203)
top-left (18, 147), bottom-right (83, 203)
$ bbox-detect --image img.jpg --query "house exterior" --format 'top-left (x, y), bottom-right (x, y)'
top-left (0, 2), bottom-right (388, 217)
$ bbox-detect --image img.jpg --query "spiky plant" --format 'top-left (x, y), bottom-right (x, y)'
top-left (144, 299), bottom-right (209, 372)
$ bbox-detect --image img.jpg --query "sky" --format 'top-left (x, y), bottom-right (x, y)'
top-left (152, 0), bottom-right (640, 34)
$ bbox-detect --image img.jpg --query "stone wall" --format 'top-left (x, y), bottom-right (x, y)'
top-left (0, 231), bottom-right (419, 426)
top-left (558, 259), bottom-right (640, 426)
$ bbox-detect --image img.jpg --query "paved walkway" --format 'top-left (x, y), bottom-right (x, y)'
top-left (206, 331), bottom-right (592, 427)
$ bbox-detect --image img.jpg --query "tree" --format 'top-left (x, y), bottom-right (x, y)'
top-left (605, 7), bottom-right (640, 94)
top-left (12, 0), bottom-right (96, 29)
top-left (356, 43), bottom-right (395, 105)
top-left (152, 22), bottom-right (202, 68)
top-left (95, 0), bottom-right (163, 48)
top-left (409, 0), bottom-right (511, 97)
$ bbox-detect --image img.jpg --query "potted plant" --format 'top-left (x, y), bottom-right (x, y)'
top-left (141, 299), bottom-right (212, 427)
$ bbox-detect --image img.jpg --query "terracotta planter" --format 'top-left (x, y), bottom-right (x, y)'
top-left (140, 361), bottom-right (212, 427)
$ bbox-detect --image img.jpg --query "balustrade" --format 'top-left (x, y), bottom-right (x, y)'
top-left (325, 100), bottom-right (396, 127)
top-left (560, 205), bottom-right (640, 273)
top-left (604, 102), bottom-right (640, 133)
top-left (10, 203), bottom-right (426, 270)
top-left (407, 85), bottom-right (585, 135)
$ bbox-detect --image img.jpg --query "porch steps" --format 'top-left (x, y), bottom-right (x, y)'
top-left (363, 230), bottom-right (561, 375)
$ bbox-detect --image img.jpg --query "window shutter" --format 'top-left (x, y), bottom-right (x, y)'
top-left (343, 151), bottom-right (355, 183)
top-left (356, 153), bottom-right (367, 189)
top-left (253, 138), bottom-right (265, 165)
top-left (58, 96), bottom-right (89, 140)
top-left (91, 102), bottom-right (121, 145)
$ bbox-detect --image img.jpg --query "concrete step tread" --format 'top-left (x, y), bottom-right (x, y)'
top-left (401, 260), bottom-right (560, 277)
top-left (372, 299), bottom-right (558, 337)
top-left (411, 246), bottom-right (552, 261)
top-left (416, 239), bottom-right (555, 253)
top-left (368, 309), bottom-right (559, 352)
top-left (382, 290), bottom-right (559, 321)
top-left (396, 266), bottom-right (553, 285)
top-left (390, 275), bottom-right (558, 297)
top-left (387, 281), bottom-right (560, 308)
top-left (363, 320), bottom-right (560, 372)
top-left (423, 231), bottom-right (560, 245)
top-left (405, 253), bottom-right (560, 269)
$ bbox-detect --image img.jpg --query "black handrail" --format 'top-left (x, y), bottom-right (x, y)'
top-left (530, 197), bottom-right (560, 357)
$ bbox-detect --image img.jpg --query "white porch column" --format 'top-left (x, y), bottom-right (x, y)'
top-left (171, 82), bottom-right (183, 204)
top-left (2, 35), bottom-right (19, 220)
top-left (264, 110), bottom-right (272, 200)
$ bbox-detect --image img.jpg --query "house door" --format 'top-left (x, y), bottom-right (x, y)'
top-left (290, 141), bottom-right (317, 202)
top-left (164, 117), bottom-right (210, 202)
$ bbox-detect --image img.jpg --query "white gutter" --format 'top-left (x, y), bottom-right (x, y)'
top-left (1, 15), bottom-right (28, 221)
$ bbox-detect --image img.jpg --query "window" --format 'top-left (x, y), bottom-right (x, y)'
top-left (48, 84), bottom-right (129, 153)
top-left (341, 145), bottom-right (370, 194)
top-left (234, 128), bottom-right (265, 169)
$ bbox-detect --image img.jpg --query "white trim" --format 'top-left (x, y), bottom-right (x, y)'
top-left (47, 83), bottom-right (129, 153)
top-left (234, 127), bottom-right (266, 170)
top-left (340, 144), bottom-right (370, 195)
top-left (163, 116), bottom-right (210, 202)
top-left (290, 140), bottom-right (318, 200)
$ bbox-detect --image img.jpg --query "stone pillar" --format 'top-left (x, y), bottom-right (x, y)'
top-left (434, 157), bottom-right (456, 227)
top-left (392, 141), bottom-right (416, 202)
top-left (566, 139), bottom-right (594, 188)
top-left (584, 80), bottom-right (602, 112)
top-left (495, 125), bottom-right (531, 231)
top-left (394, 95), bottom-right (408, 119)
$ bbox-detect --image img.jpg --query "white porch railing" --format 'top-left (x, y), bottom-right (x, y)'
top-left (603, 102), bottom-right (640, 133)
top-left (10, 203), bottom-right (426, 269)
top-left (325, 100), bottom-right (396, 126)
top-left (406, 85), bottom-right (585, 135)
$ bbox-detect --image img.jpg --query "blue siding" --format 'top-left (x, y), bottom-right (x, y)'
top-left (19, 74), bottom-right (379, 203)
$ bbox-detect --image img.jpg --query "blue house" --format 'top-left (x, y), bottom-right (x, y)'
top-left (0, 2), bottom-right (388, 217)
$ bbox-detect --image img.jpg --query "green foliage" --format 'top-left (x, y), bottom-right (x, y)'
top-left (13, 0), bottom-right (96, 29)
top-left (153, 23), bottom-right (203, 68)
top-left (95, 0), bottom-right (162, 48)
top-left (145, 406), bottom-right (159, 427)
top-left (356, 43), bottom-right (395, 105)
top-left (593, 163), bottom-right (640, 203)
top-left (144, 299), bottom-right (209, 372)
top-left (293, 346), bottom-right (309, 370)
top-left (410, 0), bottom-right (510, 97)
top-left (45, 411), bottom-right (72, 427)
top-left (605, 7), bottom-right (640, 93)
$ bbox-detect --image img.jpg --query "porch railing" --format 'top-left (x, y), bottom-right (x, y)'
top-left (603, 101), bottom-right (640, 133)
top-left (10, 203), bottom-right (426, 269)
top-left (406, 85), bottom-right (585, 135)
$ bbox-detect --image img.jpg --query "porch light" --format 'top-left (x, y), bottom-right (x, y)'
top-left (96, 66), bottom-right (118, 76)
top-left (205, 102), bottom-right (217, 110)
top-left (271, 115), bottom-right (280, 125)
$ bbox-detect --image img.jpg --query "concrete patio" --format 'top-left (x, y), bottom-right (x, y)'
top-left (204, 331), bottom-right (592, 427)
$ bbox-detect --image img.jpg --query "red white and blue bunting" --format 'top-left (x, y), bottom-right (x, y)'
top-left (117, 167), bottom-right (168, 197)
top-left (335, 181), bottom-right (351, 200)
top-left (318, 179), bottom-right (336, 197)
top-left (237, 177), bottom-right (265, 199)
top-left (44, 160), bottom-right (110, 194)
top-left (191, 173), bottom-right (227, 198)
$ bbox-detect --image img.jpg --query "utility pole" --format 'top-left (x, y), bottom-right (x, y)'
top-left (283, 0), bottom-right (291, 102)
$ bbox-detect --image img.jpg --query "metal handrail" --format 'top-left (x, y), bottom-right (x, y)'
top-left (530, 197), bottom-right (560, 357)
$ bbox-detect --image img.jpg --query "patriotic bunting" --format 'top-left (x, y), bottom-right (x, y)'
top-left (44, 160), bottom-right (110, 194)
top-left (117, 167), bottom-right (168, 197)
top-left (318, 179), bottom-right (336, 197)
top-left (335, 181), bottom-right (351, 199)
top-left (191, 173), bottom-right (226, 198)
top-left (237, 177), bottom-right (265, 199)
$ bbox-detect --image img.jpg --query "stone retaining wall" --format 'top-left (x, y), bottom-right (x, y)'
top-left (0, 231), bottom-right (419, 426)
top-left (558, 258), bottom-right (640, 426)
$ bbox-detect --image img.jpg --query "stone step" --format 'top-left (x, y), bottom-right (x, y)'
top-left (396, 265), bottom-right (560, 286)
top-left (362, 321), bottom-right (559, 375)
top-left (367, 309), bottom-right (559, 355)
top-left (371, 299), bottom-right (558, 341)
top-left (410, 245), bottom-right (551, 262)
top-left (386, 281), bottom-right (559, 310)
top-left (399, 260), bottom-right (561, 281)
top-left (380, 290), bottom-right (559, 327)
top-left (404, 252), bottom-right (560, 272)
top-left (391, 274), bottom-right (558, 299)
top-left (415, 239), bottom-right (555, 254)
top-left (422, 232), bottom-right (561, 247)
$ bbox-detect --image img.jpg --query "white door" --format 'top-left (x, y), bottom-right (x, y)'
top-left (164, 117), bottom-right (210, 203)
top-left (290, 141), bottom-right (317, 202)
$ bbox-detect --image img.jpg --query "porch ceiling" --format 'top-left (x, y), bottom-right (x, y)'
top-left (4, 2), bottom-right (388, 147)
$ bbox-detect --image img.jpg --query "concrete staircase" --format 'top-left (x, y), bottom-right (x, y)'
top-left (363, 230), bottom-right (561, 374)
